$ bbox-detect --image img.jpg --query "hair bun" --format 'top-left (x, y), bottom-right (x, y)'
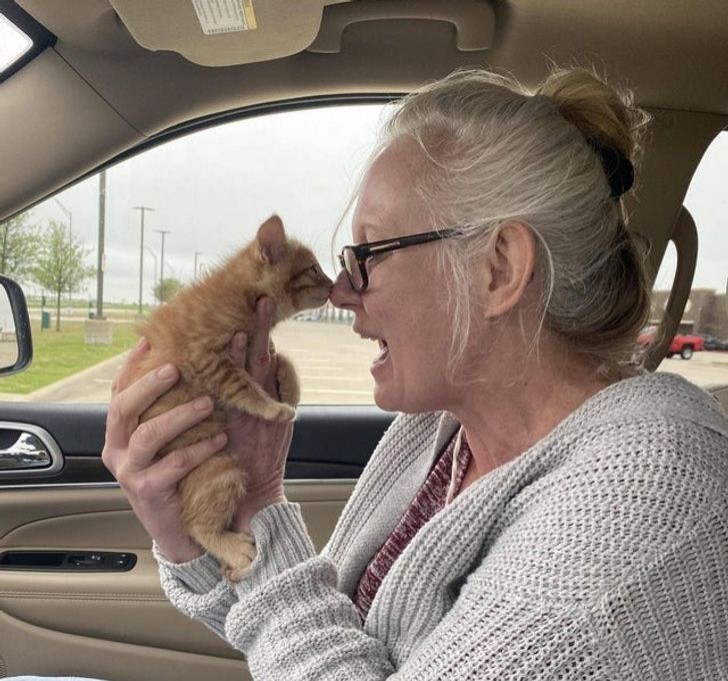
top-left (586, 140), bottom-right (634, 198)
top-left (535, 67), bottom-right (649, 191)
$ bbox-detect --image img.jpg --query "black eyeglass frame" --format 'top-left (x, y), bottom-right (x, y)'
top-left (338, 228), bottom-right (459, 292)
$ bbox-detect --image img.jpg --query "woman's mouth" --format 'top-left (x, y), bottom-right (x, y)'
top-left (354, 328), bottom-right (390, 373)
top-left (371, 338), bottom-right (389, 373)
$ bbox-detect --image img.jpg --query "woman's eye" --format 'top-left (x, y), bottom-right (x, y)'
top-left (367, 252), bottom-right (391, 267)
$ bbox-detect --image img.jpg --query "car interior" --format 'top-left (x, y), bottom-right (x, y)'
top-left (0, 0), bottom-right (727, 679)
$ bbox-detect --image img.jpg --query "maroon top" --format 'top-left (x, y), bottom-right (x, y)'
top-left (353, 429), bottom-right (472, 621)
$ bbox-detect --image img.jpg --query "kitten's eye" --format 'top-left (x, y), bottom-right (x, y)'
top-left (310, 264), bottom-right (320, 275)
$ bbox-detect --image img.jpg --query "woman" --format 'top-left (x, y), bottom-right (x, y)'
top-left (28, 67), bottom-right (728, 679)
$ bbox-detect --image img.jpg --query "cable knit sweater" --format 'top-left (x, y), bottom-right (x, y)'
top-left (155, 372), bottom-right (728, 679)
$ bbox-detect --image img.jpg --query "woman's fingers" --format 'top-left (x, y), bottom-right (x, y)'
top-left (111, 337), bottom-right (150, 396)
top-left (105, 362), bottom-right (180, 451)
top-left (230, 331), bottom-right (247, 367)
top-left (263, 339), bottom-right (278, 396)
top-left (125, 395), bottom-right (215, 472)
top-left (249, 297), bottom-right (275, 385)
top-left (152, 431), bottom-right (228, 485)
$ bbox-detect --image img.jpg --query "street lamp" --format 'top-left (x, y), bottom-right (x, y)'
top-left (132, 206), bottom-right (154, 314)
top-left (155, 229), bottom-right (171, 303)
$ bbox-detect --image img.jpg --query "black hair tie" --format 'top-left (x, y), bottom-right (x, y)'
top-left (586, 140), bottom-right (634, 199)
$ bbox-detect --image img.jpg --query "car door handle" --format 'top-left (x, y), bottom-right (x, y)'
top-left (0, 422), bottom-right (63, 477)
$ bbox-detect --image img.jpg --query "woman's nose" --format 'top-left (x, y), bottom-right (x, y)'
top-left (330, 270), bottom-right (361, 309)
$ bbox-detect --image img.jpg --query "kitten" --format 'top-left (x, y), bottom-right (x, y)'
top-left (116, 215), bottom-right (333, 579)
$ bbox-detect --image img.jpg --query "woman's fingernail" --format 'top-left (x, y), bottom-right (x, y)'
top-left (156, 364), bottom-right (176, 380)
top-left (193, 396), bottom-right (213, 411)
top-left (136, 337), bottom-right (149, 350)
top-left (213, 432), bottom-right (227, 446)
top-left (263, 298), bottom-right (274, 315)
top-left (236, 333), bottom-right (246, 351)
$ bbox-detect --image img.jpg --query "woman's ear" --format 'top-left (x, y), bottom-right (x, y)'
top-left (479, 221), bottom-right (537, 318)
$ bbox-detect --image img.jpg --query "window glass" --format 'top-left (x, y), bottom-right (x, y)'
top-left (5, 115), bottom-right (726, 404)
top-left (0, 104), bottom-right (394, 404)
top-left (654, 130), bottom-right (728, 385)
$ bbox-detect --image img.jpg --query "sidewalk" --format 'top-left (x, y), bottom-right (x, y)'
top-left (0, 350), bottom-right (128, 403)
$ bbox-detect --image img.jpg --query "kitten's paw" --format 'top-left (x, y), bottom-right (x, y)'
top-left (223, 545), bottom-right (256, 582)
top-left (276, 403), bottom-right (296, 422)
top-left (224, 562), bottom-right (253, 582)
top-left (276, 353), bottom-right (301, 407)
top-left (261, 401), bottom-right (296, 422)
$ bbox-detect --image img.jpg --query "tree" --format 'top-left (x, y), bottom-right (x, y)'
top-left (153, 277), bottom-right (184, 304)
top-left (0, 212), bottom-right (40, 281)
top-left (31, 221), bottom-right (95, 331)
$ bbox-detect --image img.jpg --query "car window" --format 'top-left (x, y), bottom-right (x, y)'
top-left (2, 116), bottom-right (726, 404)
top-left (0, 103), bottom-right (395, 404)
top-left (654, 130), bottom-right (728, 385)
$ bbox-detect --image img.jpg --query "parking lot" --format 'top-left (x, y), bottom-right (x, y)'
top-left (2, 320), bottom-right (727, 404)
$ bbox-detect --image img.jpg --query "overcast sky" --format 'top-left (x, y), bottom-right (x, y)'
top-left (26, 105), bottom-right (727, 304)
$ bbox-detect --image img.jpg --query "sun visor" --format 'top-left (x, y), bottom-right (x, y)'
top-left (109, 0), bottom-right (351, 67)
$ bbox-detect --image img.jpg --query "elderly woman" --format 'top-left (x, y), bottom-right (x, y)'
top-left (99, 67), bottom-right (728, 679)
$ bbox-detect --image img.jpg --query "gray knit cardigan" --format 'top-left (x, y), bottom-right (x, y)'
top-left (155, 372), bottom-right (728, 679)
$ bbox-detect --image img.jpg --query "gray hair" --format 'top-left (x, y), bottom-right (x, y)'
top-left (379, 67), bottom-right (652, 379)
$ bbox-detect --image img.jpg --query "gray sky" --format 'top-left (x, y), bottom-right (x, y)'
top-left (30, 104), bottom-right (389, 304)
top-left (27, 106), bottom-right (727, 304)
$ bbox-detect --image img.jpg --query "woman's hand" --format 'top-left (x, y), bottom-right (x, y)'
top-left (227, 297), bottom-right (293, 534)
top-left (102, 340), bottom-right (226, 563)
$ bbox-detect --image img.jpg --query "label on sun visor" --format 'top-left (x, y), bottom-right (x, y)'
top-left (191, 0), bottom-right (257, 34)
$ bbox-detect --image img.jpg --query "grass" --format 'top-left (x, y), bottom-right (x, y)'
top-left (0, 320), bottom-right (137, 394)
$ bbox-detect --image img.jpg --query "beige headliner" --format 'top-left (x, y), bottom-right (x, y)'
top-left (2, 0), bottom-right (727, 277)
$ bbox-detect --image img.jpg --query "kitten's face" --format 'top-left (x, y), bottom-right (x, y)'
top-left (284, 244), bottom-right (334, 313)
top-left (255, 215), bottom-right (333, 320)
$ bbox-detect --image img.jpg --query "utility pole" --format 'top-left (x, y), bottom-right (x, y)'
top-left (132, 206), bottom-right (154, 315)
top-left (96, 170), bottom-right (106, 319)
top-left (155, 229), bottom-right (171, 303)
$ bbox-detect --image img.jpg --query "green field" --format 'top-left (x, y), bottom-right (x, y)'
top-left (0, 320), bottom-right (136, 394)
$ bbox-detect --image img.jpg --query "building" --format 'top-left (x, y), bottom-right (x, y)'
top-left (651, 288), bottom-right (728, 338)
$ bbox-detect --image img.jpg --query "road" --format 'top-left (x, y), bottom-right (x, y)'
top-left (2, 321), bottom-right (728, 404)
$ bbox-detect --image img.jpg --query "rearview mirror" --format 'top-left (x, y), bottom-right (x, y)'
top-left (0, 276), bottom-right (32, 376)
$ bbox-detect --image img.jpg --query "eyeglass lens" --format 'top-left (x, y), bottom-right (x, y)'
top-left (343, 248), bottom-right (364, 291)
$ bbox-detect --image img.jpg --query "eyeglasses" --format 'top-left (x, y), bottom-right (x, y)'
top-left (338, 228), bottom-right (459, 292)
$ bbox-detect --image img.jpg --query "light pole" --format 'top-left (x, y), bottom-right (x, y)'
top-left (53, 198), bottom-right (73, 302)
top-left (155, 229), bottom-right (171, 303)
top-left (145, 248), bottom-right (158, 303)
top-left (132, 206), bottom-right (154, 314)
top-left (53, 198), bottom-right (72, 242)
top-left (194, 251), bottom-right (202, 279)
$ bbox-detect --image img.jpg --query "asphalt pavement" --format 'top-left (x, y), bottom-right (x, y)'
top-left (0, 322), bottom-right (727, 404)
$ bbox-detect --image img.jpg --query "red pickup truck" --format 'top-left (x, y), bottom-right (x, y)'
top-left (638, 328), bottom-right (705, 360)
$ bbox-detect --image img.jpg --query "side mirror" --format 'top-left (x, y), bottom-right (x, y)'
top-left (0, 275), bottom-right (32, 376)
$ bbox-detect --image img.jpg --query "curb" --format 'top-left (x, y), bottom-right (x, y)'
top-left (0, 350), bottom-right (131, 403)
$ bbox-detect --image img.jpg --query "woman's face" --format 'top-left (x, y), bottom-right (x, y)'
top-left (330, 138), bottom-right (458, 413)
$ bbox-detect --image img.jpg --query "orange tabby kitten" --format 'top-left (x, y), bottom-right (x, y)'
top-left (116, 215), bottom-right (333, 579)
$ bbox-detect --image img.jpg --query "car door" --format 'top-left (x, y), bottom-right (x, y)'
top-left (0, 102), bottom-right (394, 681)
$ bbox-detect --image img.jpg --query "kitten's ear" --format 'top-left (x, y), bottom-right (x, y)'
top-left (256, 215), bottom-right (287, 265)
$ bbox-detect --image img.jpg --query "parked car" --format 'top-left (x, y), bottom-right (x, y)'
top-left (638, 328), bottom-right (705, 360)
top-left (1, 1), bottom-right (727, 679)
top-left (703, 334), bottom-right (728, 351)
